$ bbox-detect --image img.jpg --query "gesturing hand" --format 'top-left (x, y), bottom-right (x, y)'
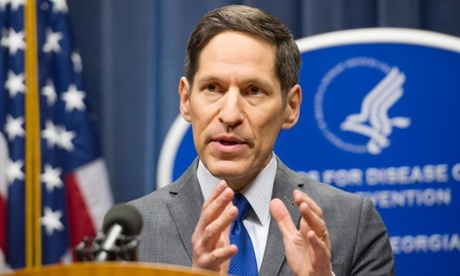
top-left (270, 190), bottom-right (332, 276)
top-left (191, 180), bottom-right (238, 274)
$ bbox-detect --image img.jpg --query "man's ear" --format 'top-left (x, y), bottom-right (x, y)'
top-left (179, 77), bottom-right (192, 122)
top-left (282, 84), bottom-right (302, 129)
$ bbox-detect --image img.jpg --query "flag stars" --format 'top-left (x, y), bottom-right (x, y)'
top-left (57, 126), bottom-right (76, 151)
top-left (6, 159), bottom-right (25, 185)
top-left (5, 114), bottom-right (25, 141)
top-left (41, 164), bottom-right (63, 193)
top-left (5, 70), bottom-right (26, 98)
top-left (49, 0), bottom-right (68, 14)
top-left (43, 28), bottom-right (63, 53)
top-left (61, 84), bottom-right (86, 112)
top-left (42, 121), bottom-right (76, 151)
top-left (41, 207), bottom-right (64, 236)
top-left (42, 79), bottom-right (57, 106)
top-left (42, 120), bottom-right (59, 148)
top-left (1, 27), bottom-right (26, 55)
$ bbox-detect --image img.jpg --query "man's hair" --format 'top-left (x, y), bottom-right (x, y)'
top-left (184, 5), bottom-right (301, 98)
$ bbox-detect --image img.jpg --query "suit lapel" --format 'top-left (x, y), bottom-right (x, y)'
top-left (259, 160), bottom-right (303, 275)
top-left (166, 160), bottom-right (204, 261)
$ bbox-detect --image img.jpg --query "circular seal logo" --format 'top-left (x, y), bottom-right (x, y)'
top-left (314, 57), bottom-right (411, 154)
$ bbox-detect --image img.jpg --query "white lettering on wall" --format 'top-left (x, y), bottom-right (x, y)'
top-left (299, 163), bottom-right (456, 187)
top-left (322, 169), bottom-right (363, 187)
top-left (356, 188), bottom-right (451, 208)
top-left (365, 164), bottom-right (448, 185)
top-left (391, 233), bottom-right (460, 254)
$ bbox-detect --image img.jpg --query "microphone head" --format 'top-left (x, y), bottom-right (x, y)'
top-left (102, 204), bottom-right (143, 236)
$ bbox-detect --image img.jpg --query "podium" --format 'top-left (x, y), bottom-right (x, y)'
top-left (1, 262), bottom-right (221, 276)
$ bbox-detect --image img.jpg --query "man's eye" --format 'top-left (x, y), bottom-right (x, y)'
top-left (249, 86), bottom-right (262, 95)
top-left (205, 84), bottom-right (217, 92)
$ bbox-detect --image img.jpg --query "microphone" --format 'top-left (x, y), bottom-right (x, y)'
top-left (94, 203), bottom-right (143, 261)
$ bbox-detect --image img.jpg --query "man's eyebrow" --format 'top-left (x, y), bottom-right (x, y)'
top-left (195, 76), bottom-right (222, 85)
top-left (241, 78), bottom-right (270, 85)
top-left (195, 75), bottom-right (276, 89)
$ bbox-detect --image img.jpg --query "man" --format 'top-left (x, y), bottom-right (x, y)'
top-left (130, 5), bottom-right (394, 276)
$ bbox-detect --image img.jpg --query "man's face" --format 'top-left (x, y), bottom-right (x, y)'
top-left (179, 31), bottom-right (301, 191)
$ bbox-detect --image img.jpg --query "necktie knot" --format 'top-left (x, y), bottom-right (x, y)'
top-left (233, 193), bottom-right (251, 222)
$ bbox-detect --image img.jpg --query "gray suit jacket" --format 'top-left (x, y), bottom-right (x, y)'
top-left (130, 158), bottom-right (395, 275)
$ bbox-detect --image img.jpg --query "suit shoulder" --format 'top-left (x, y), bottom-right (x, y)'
top-left (128, 183), bottom-right (175, 214)
top-left (297, 172), bottom-right (373, 210)
top-left (128, 166), bottom-right (199, 216)
top-left (276, 158), bottom-right (369, 205)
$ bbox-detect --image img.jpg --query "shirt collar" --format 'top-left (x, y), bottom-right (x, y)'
top-left (197, 155), bottom-right (276, 227)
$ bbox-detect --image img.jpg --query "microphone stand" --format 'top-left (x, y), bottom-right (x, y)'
top-left (75, 233), bottom-right (140, 262)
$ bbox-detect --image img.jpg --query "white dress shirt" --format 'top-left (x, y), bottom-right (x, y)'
top-left (197, 155), bottom-right (277, 270)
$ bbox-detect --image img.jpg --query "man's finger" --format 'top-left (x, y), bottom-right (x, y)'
top-left (270, 198), bottom-right (297, 237)
top-left (202, 180), bottom-right (229, 210)
top-left (297, 197), bottom-right (327, 242)
top-left (194, 244), bottom-right (238, 271)
top-left (307, 230), bottom-right (332, 267)
top-left (200, 202), bottom-right (237, 250)
top-left (293, 190), bottom-right (323, 219)
top-left (196, 181), bottom-right (234, 232)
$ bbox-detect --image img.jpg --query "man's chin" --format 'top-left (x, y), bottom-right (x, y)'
top-left (206, 161), bottom-right (259, 189)
top-left (206, 159), bottom-right (243, 174)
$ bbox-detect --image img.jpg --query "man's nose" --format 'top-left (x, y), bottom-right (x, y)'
top-left (218, 88), bottom-right (244, 128)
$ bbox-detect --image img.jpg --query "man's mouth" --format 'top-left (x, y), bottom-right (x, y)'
top-left (219, 140), bottom-right (239, 146)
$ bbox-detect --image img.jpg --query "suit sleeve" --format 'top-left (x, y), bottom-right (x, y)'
top-left (350, 197), bottom-right (395, 276)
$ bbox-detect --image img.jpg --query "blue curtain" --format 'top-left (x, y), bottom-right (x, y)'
top-left (67, 0), bottom-right (460, 203)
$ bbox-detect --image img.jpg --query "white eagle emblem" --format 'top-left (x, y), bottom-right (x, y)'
top-left (340, 67), bottom-right (411, 154)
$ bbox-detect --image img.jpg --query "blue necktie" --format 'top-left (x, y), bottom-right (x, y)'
top-left (229, 194), bottom-right (258, 276)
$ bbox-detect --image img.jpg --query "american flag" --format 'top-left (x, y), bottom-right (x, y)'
top-left (0, 0), bottom-right (113, 271)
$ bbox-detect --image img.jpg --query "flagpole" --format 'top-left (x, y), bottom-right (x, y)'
top-left (24, 0), bottom-right (42, 269)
